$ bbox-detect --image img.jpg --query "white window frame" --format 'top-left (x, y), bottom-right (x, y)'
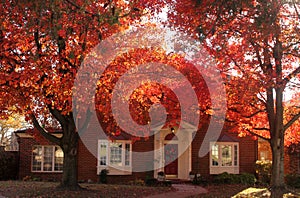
top-left (209, 142), bottom-right (239, 174)
top-left (32, 145), bottom-right (63, 173)
top-left (97, 140), bottom-right (132, 175)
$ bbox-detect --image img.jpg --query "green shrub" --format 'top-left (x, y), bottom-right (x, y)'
top-left (286, 174), bottom-right (300, 188)
top-left (145, 178), bottom-right (171, 187)
top-left (145, 178), bottom-right (158, 186)
top-left (32, 177), bottom-right (41, 181)
top-left (255, 160), bottom-right (272, 184)
top-left (160, 180), bottom-right (172, 187)
top-left (191, 174), bottom-right (207, 186)
top-left (98, 169), bottom-right (109, 184)
top-left (213, 172), bottom-right (235, 184)
top-left (213, 172), bottom-right (256, 185)
top-left (239, 173), bottom-right (256, 185)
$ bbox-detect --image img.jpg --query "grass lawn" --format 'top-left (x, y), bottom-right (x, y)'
top-left (0, 181), bottom-right (174, 198)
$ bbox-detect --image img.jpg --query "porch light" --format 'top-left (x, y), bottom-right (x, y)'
top-left (55, 149), bottom-right (64, 158)
top-left (170, 127), bottom-right (175, 133)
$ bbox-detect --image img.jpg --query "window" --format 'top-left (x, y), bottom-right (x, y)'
top-left (211, 144), bottom-right (219, 166)
top-left (32, 146), bottom-right (63, 172)
top-left (98, 140), bottom-right (132, 175)
top-left (210, 142), bottom-right (239, 174)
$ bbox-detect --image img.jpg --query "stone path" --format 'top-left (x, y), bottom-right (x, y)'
top-left (144, 184), bottom-right (208, 198)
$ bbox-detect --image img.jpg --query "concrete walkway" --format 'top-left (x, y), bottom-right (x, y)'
top-left (144, 184), bottom-right (208, 198)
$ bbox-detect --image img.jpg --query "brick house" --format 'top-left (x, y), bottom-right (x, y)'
top-left (15, 121), bottom-right (258, 183)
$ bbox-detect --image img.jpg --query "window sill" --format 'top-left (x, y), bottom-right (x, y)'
top-left (31, 171), bottom-right (63, 173)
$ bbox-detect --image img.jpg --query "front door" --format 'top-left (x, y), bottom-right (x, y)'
top-left (164, 144), bottom-right (178, 175)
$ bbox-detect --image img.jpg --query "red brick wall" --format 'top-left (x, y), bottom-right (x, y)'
top-left (239, 135), bottom-right (258, 174)
top-left (77, 139), bottom-right (98, 182)
top-left (289, 153), bottom-right (300, 174)
top-left (192, 124), bottom-right (210, 177)
top-left (285, 150), bottom-right (300, 175)
top-left (18, 136), bottom-right (62, 181)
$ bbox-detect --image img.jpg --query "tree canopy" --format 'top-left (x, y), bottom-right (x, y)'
top-left (1, 0), bottom-right (300, 194)
top-left (0, 0), bottom-right (148, 189)
top-left (157, 0), bottom-right (300, 194)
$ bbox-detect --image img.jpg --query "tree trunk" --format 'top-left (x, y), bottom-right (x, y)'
top-left (58, 123), bottom-right (81, 190)
top-left (270, 135), bottom-right (286, 197)
top-left (31, 109), bottom-right (81, 190)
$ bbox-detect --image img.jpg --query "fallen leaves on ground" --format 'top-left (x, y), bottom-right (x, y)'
top-left (0, 181), bottom-right (175, 198)
top-left (189, 184), bottom-right (300, 198)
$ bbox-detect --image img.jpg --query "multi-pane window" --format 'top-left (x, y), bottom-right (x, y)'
top-left (32, 146), bottom-right (63, 172)
top-left (54, 147), bottom-right (64, 171)
top-left (98, 140), bottom-right (132, 170)
top-left (125, 143), bottom-right (130, 166)
top-left (32, 146), bottom-right (42, 171)
top-left (211, 144), bottom-right (219, 166)
top-left (99, 143), bottom-right (108, 166)
top-left (234, 145), bottom-right (238, 166)
top-left (110, 143), bottom-right (122, 166)
top-left (221, 145), bottom-right (232, 166)
top-left (210, 142), bottom-right (239, 170)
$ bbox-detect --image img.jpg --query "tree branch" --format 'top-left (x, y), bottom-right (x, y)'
top-left (64, 0), bottom-right (138, 21)
top-left (245, 128), bottom-right (270, 141)
top-left (249, 39), bottom-right (265, 72)
top-left (283, 65), bottom-right (300, 86)
top-left (284, 112), bottom-right (300, 131)
top-left (64, 0), bottom-right (101, 18)
top-left (293, 1), bottom-right (300, 20)
top-left (30, 113), bottom-right (61, 145)
top-left (47, 106), bottom-right (67, 128)
top-left (253, 127), bottom-right (270, 131)
top-left (283, 41), bottom-right (300, 51)
top-left (228, 107), bottom-right (265, 118)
